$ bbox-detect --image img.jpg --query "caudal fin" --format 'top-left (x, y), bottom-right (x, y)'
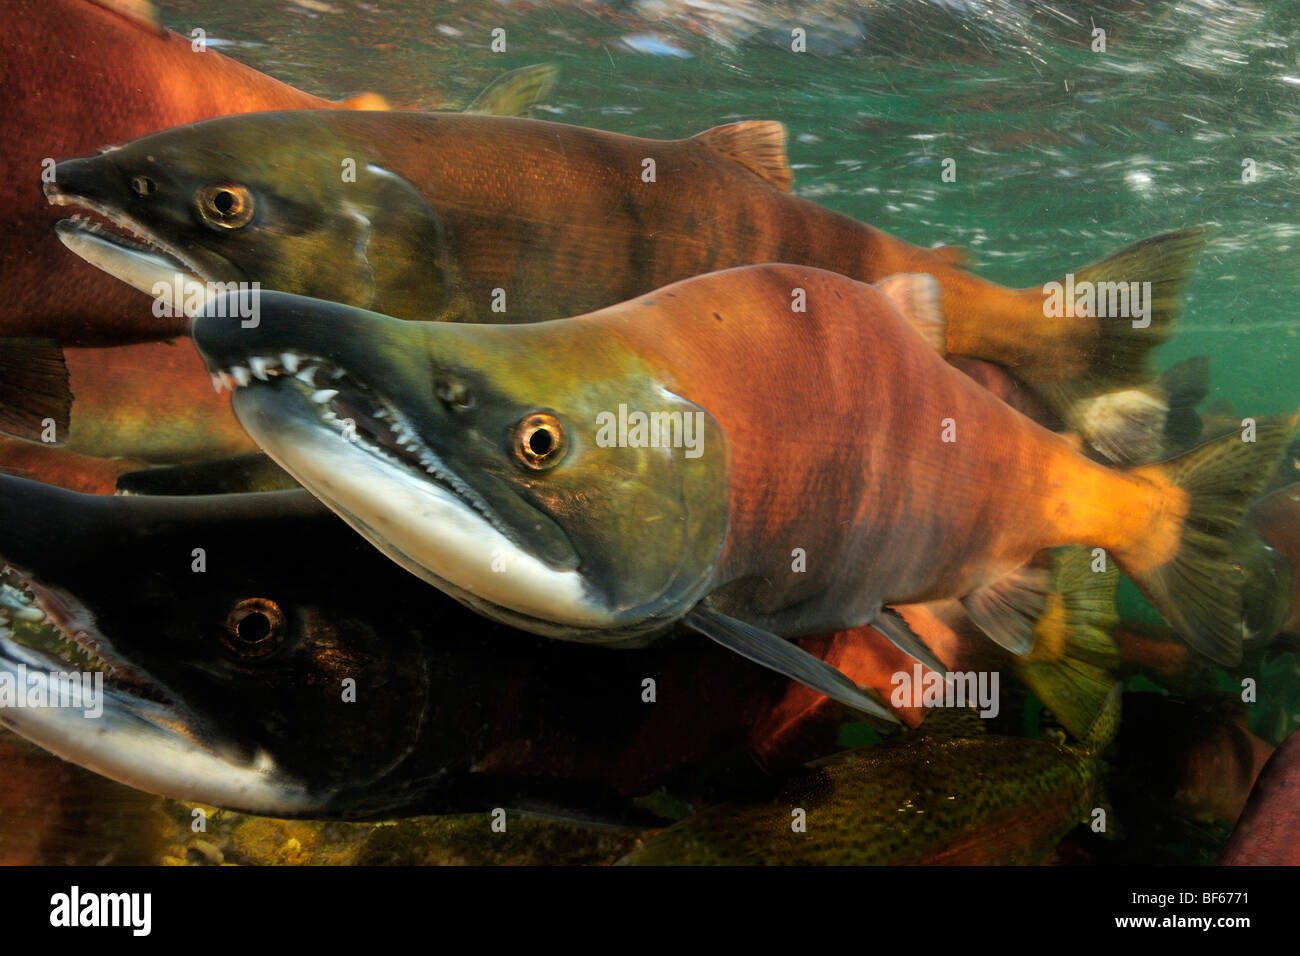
top-left (1032, 227), bottom-right (1208, 462)
top-left (1121, 424), bottom-right (1291, 665)
top-left (0, 340), bottom-right (71, 444)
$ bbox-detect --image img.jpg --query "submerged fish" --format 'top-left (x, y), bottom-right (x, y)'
top-left (1219, 727), bottom-right (1300, 865)
top-left (191, 268), bottom-right (1285, 715)
top-left (618, 686), bottom-right (1120, 865)
top-left (2, 0), bottom-right (390, 347)
top-left (0, 476), bottom-right (880, 819)
top-left (49, 107), bottom-right (1205, 456)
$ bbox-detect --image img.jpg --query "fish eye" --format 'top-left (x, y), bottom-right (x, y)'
top-left (222, 597), bottom-right (286, 657)
top-left (130, 175), bottom-right (156, 197)
top-left (514, 412), bottom-right (566, 471)
top-left (196, 182), bottom-right (255, 230)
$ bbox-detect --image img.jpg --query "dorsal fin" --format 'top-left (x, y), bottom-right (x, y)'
top-left (692, 121), bottom-right (793, 192)
top-left (88, 0), bottom-right (164, 35)
top-left (875, 273), bottom-right (947, 353)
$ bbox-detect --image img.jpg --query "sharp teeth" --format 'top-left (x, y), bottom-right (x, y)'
top-left (331, 367), bottom-right (346, 380)
top-left (218, 371), bottom-right (235, 390)
top-left (231, 366), bottom-right (251, 387)
top-left (295, 366), bottom-right (318, 387)
top-left (12, 606), bottom-right (45, 623)
top-left (281, 353), bottom-right (300, 373)
top-left (210, 373), bottom-right (226, 394)
top-left (312, 389), bottom-right (339, 404)
top-left (375, 409), bottom-right (388, 420)
top-left (249, 357), bottom-right (270, 381)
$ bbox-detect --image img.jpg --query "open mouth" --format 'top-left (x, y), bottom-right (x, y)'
top-left (45, 188), bottom-right (213, 303)
top-left (0, 565), bottom-right (171, 707)
top-left (208, 351), bottom-right (511, 537)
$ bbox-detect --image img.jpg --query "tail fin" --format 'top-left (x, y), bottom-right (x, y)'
top-left (1032, 227), bottom-right (1208, 462)
top-left (466, 64), bottom-right (558, 117)
top-left (1121, 424), bottom-right (1292, 665)
top-left (1013, 548), bottom-right (1121, 740)
top-left (0, 339), bottom-right (71, 444)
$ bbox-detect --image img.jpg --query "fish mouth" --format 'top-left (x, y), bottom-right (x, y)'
top-left (203, 348), bottom-right (613, 634)
top-left (0, 563), bottom-right (318, 815)
top-left (45, 187), bottom-right (230, 310)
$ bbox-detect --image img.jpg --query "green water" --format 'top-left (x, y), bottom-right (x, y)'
top-left (168, 0), bottom-right (1300, 417)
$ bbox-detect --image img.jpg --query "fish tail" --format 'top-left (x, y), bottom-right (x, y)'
top-left (1012, 548), bottom-right (1121, 740)
top-left (1116, 423), bottom-right (1292, 665)
top-left (1027, 227), bottom-right (1210, 461)
top-left (0, 339), bottom-right (71, 444)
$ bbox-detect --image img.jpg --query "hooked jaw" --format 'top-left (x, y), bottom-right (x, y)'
top-left (0, 562), bottom-right (319, 816)
top-left (45, 157), bottom-right (234, 310)
top-left (191, 293), bottom-right (615, 635)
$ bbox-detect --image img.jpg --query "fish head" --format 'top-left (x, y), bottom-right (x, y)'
top-left (0, 478), bottom-right (440, 817)
top-left (191, 292), bottom-right (731, 642)
top-left (45, 112), bottom-right (455, 320)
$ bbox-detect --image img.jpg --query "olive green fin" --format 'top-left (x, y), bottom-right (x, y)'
top-left (465, 64), bottom-right (558, 117)
top-left (691, 121), bottom-right (793, 192)
top-left (115, 453), bottom-right (299, 496)
top-left (1033, 227), bottom-right (1209, 462)
top-left (0, 339), bottom-right (71, 444)
top-left (1013, 548), bottom-right (1121, 740)
top-left (1122, 423), bottom-right (1292, 665)
top-left (874, 606), bottom-right (950, 675)
top-left (1083, 682), bottom-right (1123, 752)
top-left (875, 273), bottom-right (946, 352)
top-left (683, 606), bottom-right (899, 723)
top-left (960, 564), bottom-right (1054, 655)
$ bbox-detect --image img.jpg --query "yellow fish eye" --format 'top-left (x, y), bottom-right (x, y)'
top-left (514, 412), bottom-right (566, 471)
top-left (196, 181), bottom-right (255, 230)
top-left (222, 597), bottom-right (286, 657)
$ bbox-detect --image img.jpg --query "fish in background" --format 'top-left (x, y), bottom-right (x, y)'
top-left (48, 101), bottom-right (1207, 460)
top-left (1220, 727), bottom-right (1300, 865)
top-left (0, 475), bottom-right (903, 819)
top-left (3, 0), bottom-right (391, 346)
top-left (191, 268), bottom-right (1286, 716)
top-left (0, 0), bottom-right (552, 458)
top-left (618, 686), bottom-right (1120, 866)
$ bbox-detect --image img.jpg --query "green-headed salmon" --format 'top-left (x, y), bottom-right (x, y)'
top-left (190, 267), bottom-right (1286, 713)
top-left (49, 107), bottom-right (1206, 457)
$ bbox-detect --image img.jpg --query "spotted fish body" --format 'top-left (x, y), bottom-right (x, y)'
top-left (619, 694), bottom-right (1117, 866)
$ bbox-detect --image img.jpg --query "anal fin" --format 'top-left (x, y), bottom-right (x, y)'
top-left (684, 606), bottom-right (899, 724)
top-left (960, 564), bottom-right (1053, 655)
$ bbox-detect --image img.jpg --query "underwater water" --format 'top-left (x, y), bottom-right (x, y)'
top-left (3, 0), bottom-right (1300, 869)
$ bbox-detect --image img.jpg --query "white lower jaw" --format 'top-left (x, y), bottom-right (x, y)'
top-left (55, 222), bottom-right (212, 315)
top-left (235, 391), bottom-right (613, 631)
top-left (0, 630), bottom-right (319, 816)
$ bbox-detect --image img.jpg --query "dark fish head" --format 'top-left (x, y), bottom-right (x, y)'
top-left (0, 478), bottom-right (438, 817)
top-left (45, 111), bottom-right (455, 320)
top-left (191, 291), bottom-right (731, 642)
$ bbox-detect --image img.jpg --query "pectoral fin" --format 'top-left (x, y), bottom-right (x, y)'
top-left (873, 606), bottom-right (950, 674)
top-left (684, 606), bottom-right (899, 724)
top-left (0, 339), bottom-right (71, 444)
